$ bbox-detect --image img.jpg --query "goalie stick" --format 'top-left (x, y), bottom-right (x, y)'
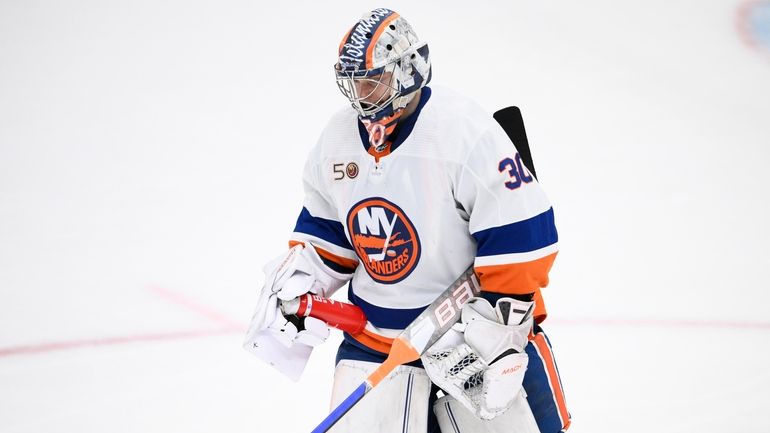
top-left (494, 106), bottom-right (538, 180)
top-left (280, 293), bottom-right (367, 335)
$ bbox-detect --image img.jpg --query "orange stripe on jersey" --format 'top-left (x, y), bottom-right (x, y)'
top-left (288, 240), bottom-right (358, 272)
top-left (315, 246), bottom-right (358, 272)
top-left (365, 13), bottom-right (400, 69)
top-left (350, 328), bottom-right (394, 354)
top-left (532, 333), bottom-right (571, 430)
top-left (475, 252), bottom-right (557, 295)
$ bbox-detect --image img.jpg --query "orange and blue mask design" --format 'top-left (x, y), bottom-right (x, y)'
top-left (336, 8), bottom-right (403, 149)
top-left (337, 8), bottom-right (399, 72)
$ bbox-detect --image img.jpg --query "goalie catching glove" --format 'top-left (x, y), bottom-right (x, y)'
top-left (244, 243), bottom-right (350, 348)
top-left (421, 297), bottom-right (534, 420)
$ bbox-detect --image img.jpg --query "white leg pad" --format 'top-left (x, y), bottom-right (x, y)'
top-left (329, 360), bottom-right (432, 433)
top-left (433, 390), bottom-right (540, 433)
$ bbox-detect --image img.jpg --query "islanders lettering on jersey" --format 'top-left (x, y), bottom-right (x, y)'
top-left (346, 197), bottom-right (420, 284)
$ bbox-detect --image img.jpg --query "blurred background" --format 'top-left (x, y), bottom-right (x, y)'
top-left (1, 0), bottom-right (769, 432)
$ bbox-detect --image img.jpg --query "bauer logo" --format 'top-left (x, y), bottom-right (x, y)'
top-left (346, 197), bottom-right (420, 284)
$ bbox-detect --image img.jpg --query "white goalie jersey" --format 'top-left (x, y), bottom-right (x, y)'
top-left (289, 85), bottom-right (558, 354)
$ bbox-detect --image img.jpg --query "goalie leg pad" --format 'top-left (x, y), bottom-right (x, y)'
top-left (433, 390), bottom-right (540, 433)
top-left (522, 328), bottom-right (571, 432)
top-left (329, 360), bottom-right (432, 433)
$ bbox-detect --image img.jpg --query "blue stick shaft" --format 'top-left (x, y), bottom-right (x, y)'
top-left (311, 382), bottom-right (369, 433)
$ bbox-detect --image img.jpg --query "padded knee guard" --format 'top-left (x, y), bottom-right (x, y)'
top-left (329, 360), bottom-right (432, 433)
top-left (433, 390), bottom-right (540, 433)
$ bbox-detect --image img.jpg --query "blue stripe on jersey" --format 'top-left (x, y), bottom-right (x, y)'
top-left (293, 207), bottom-right (354, 250)
top-left (473, 207), bottom-right (558, 257)
top-left (320, 256), bottom-right (356, 274)
top-left (348, 285), bottom-right (427, 329)
top-left (524, 325), bottom-right (568, 433)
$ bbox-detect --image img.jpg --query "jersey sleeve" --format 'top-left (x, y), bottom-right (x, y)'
top-left (454, 123), bottom-right (559, 301)
top-left (289, 145), bottom-right (359, 274)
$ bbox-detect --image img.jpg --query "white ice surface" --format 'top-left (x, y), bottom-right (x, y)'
top-left (1, 1), bottom-right (769, 432)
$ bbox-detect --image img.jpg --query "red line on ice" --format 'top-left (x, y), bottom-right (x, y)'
top-left (147, 286), bottom-right (247, 329)
top-left (550, 317), bottom-right (770, 330)
top-left (0, 286), bottom-right (249, 358)
top-left (0, 327), bottom-right (244, 358)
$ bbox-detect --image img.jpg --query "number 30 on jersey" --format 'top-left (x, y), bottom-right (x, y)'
top-left (498, 153), bottom-right (533, 190)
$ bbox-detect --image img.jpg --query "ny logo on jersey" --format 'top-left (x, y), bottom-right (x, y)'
top-left (346, 197), bottom-right (421, 284)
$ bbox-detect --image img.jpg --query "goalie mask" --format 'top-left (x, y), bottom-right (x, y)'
top-left (335, 8), bottom-right (432, 150)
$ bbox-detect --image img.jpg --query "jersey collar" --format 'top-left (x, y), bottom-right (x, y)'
top-left (357, 86), bottom-right (432, 157)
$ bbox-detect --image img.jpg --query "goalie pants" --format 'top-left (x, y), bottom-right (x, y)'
top-left (331, 325), bottom-right (571, 433)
